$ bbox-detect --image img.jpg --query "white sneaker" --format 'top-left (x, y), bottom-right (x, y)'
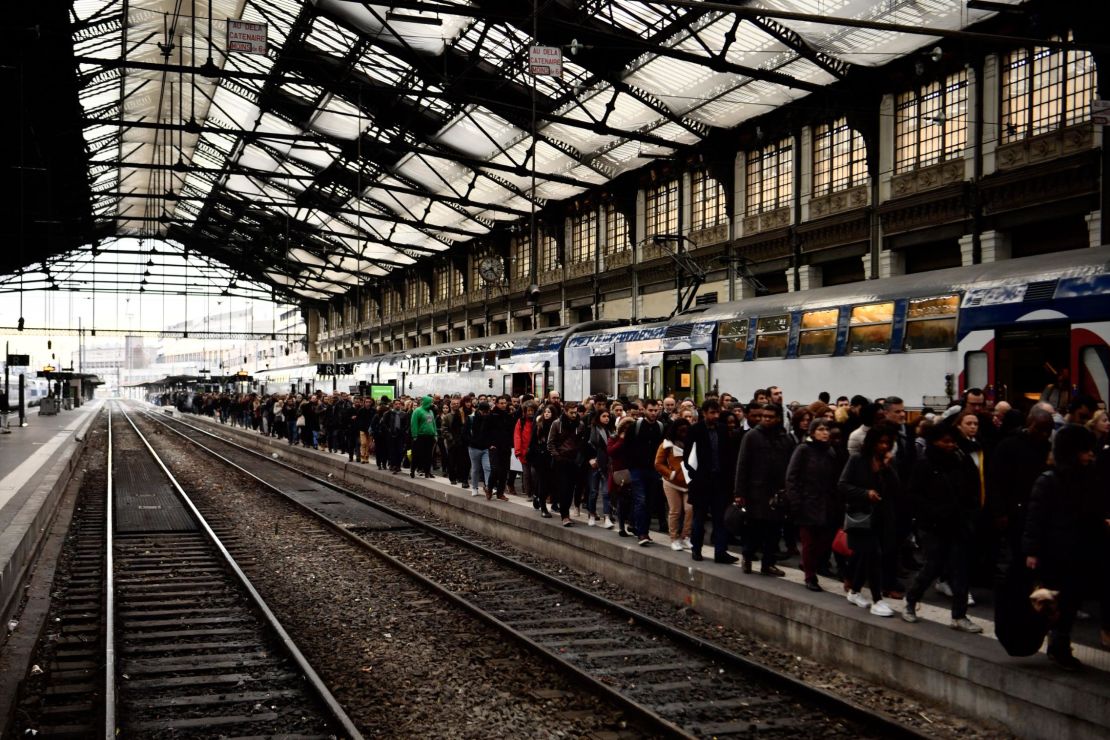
top-left (471, 489), bottom-right (481, 497)
top-left (588, 516), bottom-right (597, 527)
top-left (967, 592), bottom-right (976, 608)
top-left (602, 516), bottom-right (615, 530)
top-left (682, 538), bottom-right (693, 550)
top-left (935, 580), bottom-right (953, 597)
top-left (847, 591), bottom-right (873, 608)
top-left (670, 540), bottom-right (684, 551)
top-left (869, 600), bottom-right (895, 617)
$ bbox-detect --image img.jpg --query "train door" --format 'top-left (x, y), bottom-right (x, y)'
top-left (994, 323), bottom-right (1069, 409)
top-left (589, 354), bottom-right (615, 397)
top-left (662, 350), bottom-right (709, 403)
top-left (505, 372), bottom-right (532, 396)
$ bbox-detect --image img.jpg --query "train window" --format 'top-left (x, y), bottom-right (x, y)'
top-left (716, 320), bottom-right (748, 361)
top-left (848, 302), bottom-right (894, 353)
top-left (798, 309), bottom-right (838, 356)
top-left (754, 315), bottom-right (789, 359)
top-left (485, 351), bottom-right (497, 369)
top-left (903, 295), bottom-right (959, 351)
top-left (617, 368), bottom-right (639, 400)
top-left (965, 351), bottom-right (988, 391)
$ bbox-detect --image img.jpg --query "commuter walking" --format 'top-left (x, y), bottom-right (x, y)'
top-left (410, 395), bottom-right (438, 479)
top-left (548, 403), bottom-right (584, 526)
top-left (735, 403), bottom-right (795, 575)
top-left (839, 423), bottom-right (901, 618)
top-left (685, 399), bottom-right (735, 563)
top-left (785, 419), bottom-right (840, 591)
top-left (902, 423), bottom-right (982, 632)
top-left (468, 402), bottom-right (495, 498)
top-left (656, 417), bottom-right (692, 551)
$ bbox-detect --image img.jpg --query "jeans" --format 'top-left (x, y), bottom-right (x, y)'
top-left (628, 469), bottom-right (650, 538)
top-left (906, 531), bottom-right (970, 619)
top-left (468, 447), bottom-right (491, 491)
top-left (554, 460), bottom-right (579, 519)
top-left (587, 468), bottom-right (611, 517)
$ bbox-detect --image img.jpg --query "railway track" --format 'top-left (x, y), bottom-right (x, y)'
top-left (15, 405), bottom-right (361, 738)
top-left (140, 405), bottom-right (933, 740)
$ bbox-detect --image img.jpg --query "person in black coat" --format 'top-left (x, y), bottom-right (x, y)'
top-left (987, 406), bottom-right (1054, 567)
top-left (683, 399), bottom-right (737, 564)
top-left (785, 419), bottom-right (840, 591)
top-left (838, 423), bottom-right (900, 617)
top-left (735, 403), bottom-right (795, 575)
top-left (902, 424), bottom-right (983, 632)
top-left (1023, 424), bottom-right (1100, 670)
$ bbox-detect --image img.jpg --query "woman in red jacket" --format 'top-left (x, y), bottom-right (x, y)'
top-left (514, 400), bottom-right (537, 503)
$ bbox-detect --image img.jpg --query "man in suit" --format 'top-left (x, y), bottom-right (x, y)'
top-left (684, 399), bottom-right (738, 564)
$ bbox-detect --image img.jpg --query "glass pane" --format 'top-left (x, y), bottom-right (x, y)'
top-left (907, 295), bottom-right (958, 319)
top-left (801, 308), bottom-right (838, 329)
top-left (755, 334), bottom-right (788, 359)
top-left (850, 302), bottom-right (894, 325)
top-left (848, 325), bottom-right (892, 353)
top-left (719, 319), bottom-right (748, 338)
top-left (965, 351), bottom-right (988, 389)
top-left (903, 318), bottom-right (957, 351)
top-left (618, 383), bottom-right (640, 400)
top-left (798, 328), bottom-right (837, 356)
top-left (757, 314), bottom-right (790, 333)
top-left (716, 337), bottom-right (748, 361)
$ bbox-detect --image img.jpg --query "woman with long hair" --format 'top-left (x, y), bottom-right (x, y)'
top-left (587, 409), bottom-right (615, 528)
top-left (607, 416), bottom-right (636, 537)
top-left (838, 423), bottom-right (900, 618)
top-left (655, 417), bottom-right (692, 550)
top-left (530, 404), bottom-right (557, 518)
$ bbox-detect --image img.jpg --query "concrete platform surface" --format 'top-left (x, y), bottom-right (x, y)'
top-left (0, 401), bottom-right (101, 624)
top-left (171, 406), bottom-right (1110, 740)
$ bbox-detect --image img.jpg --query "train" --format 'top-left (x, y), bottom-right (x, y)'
top-left (252, 246), bottom-right (1110, 411)
top-left (2, 375), bottom-right (51, 408)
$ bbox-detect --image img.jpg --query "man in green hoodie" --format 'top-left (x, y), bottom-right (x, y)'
top-left (410, 395), bottom-right (439, 479)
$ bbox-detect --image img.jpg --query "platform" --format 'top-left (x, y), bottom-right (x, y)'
top-left (0, 401), bottom-right (102, 623)
top-left (176, 407), bottom-right (1110, 740)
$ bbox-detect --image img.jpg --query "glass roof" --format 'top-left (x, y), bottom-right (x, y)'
top-left (69, 0), bottom-right (1022, 301)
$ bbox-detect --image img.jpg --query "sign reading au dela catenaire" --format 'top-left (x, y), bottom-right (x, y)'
top-left (528, 46), bottom-right (563, 77)
top-left (226, 19), bottom-right (267, 55)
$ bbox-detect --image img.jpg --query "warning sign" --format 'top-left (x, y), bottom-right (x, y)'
top-left (529, 46), bottom-right (563, 78)
top-left (1092, 100), bottom-right (1110, 126)
top-left (227, 19), bottom-right (268, 55)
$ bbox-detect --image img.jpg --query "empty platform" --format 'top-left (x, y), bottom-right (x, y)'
top-left (0, 401), bottom-right (102, 623)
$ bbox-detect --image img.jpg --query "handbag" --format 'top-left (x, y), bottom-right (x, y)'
top-left (611, 468), bottom-right (632, 490)
top-left (843, 509), bottom-right (872, 530)
top-left (295, 414), bottom-right (306, 428)
top-left (832, 528), bottom-right (853, 557)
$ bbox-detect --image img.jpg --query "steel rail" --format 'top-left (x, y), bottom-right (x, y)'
top-left (103, 405), bottom-right (116, 740)
top-left (113, 404), bottom-right (364, 740)
top-left (141, 405), bottom-right (934, 740)
top-left (138, 406), bottom-right (694, 739)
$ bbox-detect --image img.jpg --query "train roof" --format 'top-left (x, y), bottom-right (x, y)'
top-left (678, 246), bottom-right (1110, 324)
top-left (364, 319), bottom-right (627, 362)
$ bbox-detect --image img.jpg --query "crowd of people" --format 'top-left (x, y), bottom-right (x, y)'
top-left (161, 383), bottom-right (1110, 671)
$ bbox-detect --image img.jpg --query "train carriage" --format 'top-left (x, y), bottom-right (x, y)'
top-left (691, 246), bottom-right (1110, 409)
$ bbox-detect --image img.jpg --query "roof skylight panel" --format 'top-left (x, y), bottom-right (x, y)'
top-left (539, 122), bottom-right (614, 156)
top-left (307, 14), bottom-right (360, 57)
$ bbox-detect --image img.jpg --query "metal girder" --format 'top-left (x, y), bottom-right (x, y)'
top-left (747, 15), bottom-right (851, 80)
